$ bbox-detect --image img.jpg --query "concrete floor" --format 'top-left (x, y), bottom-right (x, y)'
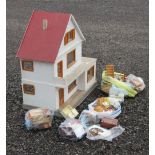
top-left (6, 0), bottom-right (149, 154)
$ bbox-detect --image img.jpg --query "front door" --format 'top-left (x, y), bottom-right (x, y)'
top-left (57, 61), bottom-right (63, 77)
top-left (59, 88), bottom-right (64, 106)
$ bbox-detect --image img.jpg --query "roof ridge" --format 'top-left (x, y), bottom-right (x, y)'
top-left (33, 10), bottom-right (71, 16)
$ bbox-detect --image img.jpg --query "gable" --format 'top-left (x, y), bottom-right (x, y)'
top-left (56, 15), bottom-right (85, 57)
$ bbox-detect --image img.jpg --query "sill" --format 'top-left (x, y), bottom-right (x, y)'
top-left (67, 61), bottom-right (76, 69)
top-left (22, 69), bottom-right (34, 72)
top-left (24, 92), bottom-right (35, 95)
top-left (64, 38), bottom-right (75, 46)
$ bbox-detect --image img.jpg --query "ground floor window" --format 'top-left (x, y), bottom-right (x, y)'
top-left (23, 84), bottom-right (35, 95)
top-left (68, 80), bottom-right (76, 93)
top-left (87, 66), bottom-right (94, 82)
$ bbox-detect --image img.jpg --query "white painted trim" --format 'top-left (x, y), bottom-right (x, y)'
top-left (70, 15), bottom-right (86, 41)
top-left (21, 78), bottom-right (66, 88)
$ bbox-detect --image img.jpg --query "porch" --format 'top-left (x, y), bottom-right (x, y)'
top-left (59, 81), bottom-right (97, 111)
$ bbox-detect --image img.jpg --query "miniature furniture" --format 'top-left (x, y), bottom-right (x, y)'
top-left (16, 11), bottom-right (97, 111)
top-left (105, 64), bottom-right (114, 77)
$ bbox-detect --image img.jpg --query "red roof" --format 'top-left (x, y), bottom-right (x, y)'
top-left (16, 11), bottom-right (71, 63)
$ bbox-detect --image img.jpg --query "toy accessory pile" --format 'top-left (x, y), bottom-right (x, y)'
top-left (24, 65), bottom-right (145, 141)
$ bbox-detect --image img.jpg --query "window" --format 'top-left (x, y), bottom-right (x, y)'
top-left (42, 19), bottom-right (48, 30)
top-left (23, 84), bottom-right (35, 95)
top-left (57, 61), bottom-right (63, 77)
top-left (64, 29), bottom-right (75, 45)
top-left (67, 49), bottom-right (76, 68)
top-left (68, 80), bottom-right (76, 93)
top-left (87, 66), bottom-right (94, 82)
top-left (22, 60), bottom-right (33, 71)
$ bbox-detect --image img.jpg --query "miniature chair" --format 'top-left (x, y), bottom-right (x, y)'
top-left (106, 64), bottom-right (114, 77)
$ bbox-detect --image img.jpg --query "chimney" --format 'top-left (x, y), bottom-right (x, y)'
top-left (42, 19), bottom-right (48, 30)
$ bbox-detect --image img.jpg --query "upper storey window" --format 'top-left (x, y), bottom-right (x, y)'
top-left (64, 29), bottom-right (75, 45)
top-left (22, 60), bottom-right (33, 71)
top-left (67, 49), bottom-right (76, 68)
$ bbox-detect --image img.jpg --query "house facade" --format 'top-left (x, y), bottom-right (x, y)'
top-left (17, 11), bottom-right (97, 111)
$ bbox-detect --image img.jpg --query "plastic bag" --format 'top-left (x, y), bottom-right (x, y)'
top-left (25, 108), bottom-right (53, 130)
top-left (101, 80), bottom-right (112, 94)
top-left (79, 110), bottom-right (100, 129)
top-left (109, 85), bottom-right (127, 102)
top-left (88, 99), bottom-right (121, 119)
top-left (58, 119), bottom-right (85, 141)
top-left (105, 125), bottom-right (125, 141)
top-left (126, 74), bottom-right (145, 91)
top-left (86, 125), bottom-right (125, 141)
top-left (102, 71), bottom-right (138, 97)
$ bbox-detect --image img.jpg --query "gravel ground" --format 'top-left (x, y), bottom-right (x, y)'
top-left (6, 0), bottom-right (149, 154)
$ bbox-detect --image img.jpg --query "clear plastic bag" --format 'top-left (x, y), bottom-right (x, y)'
top-left (105, 125), bottom-right (125, 141)
top-left (109, 85), bottom-right (127, 102)
top-left (25, 108), bottom-right (53, 130)
top-left (126, 74), bottom-right (145, 91)
top-left (79, 110), bottom-right (100, 129)
top-left (88, 99), bottom-right (121, 119)
top-left (86, 125), bottom-right (125, 141)
top-left (58, 119), bottom-right (86, 141)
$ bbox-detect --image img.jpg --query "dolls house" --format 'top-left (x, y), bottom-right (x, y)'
top-left (16, 11), bottom-right (97, 111)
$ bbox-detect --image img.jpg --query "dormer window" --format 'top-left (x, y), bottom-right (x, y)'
top-left (64, 29), bottom-right (75, 45)
top-left (22, 60), bottom-right (33, 71)
top-left (42, 19), bottom-right (48, 30)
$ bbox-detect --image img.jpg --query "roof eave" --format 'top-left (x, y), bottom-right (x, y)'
top-left (70, 15), bottom-right (86, 41)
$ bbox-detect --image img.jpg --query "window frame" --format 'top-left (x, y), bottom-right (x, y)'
top-left (64, 29), bottom-right (75, 45)
top-left (23, 84), bottom-right (35, 95)
top-left (67, 49), bottom-right (76, 68)
top-left (68, 29), bottom-right (75, 42)
top-left (87, 66), bottom-right (95, 83)
top-left (57, 61), bottom-right (63, 78)
top-left (68, 80), bottom-right (77, 93)
top-left (22, 60), bottom-right (34, 71)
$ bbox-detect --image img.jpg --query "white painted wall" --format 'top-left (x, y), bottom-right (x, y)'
top-left (64, 85), bottom-right (78, 102)
top-left (54, 42), bottom-right (82, 77)
top-left (20, 60), bottom-right (55, 82)
top-left (77, 72), bottom-right (86, 90)
top-left (22, 80), bottom-right (59, 110)
top-left (54, 16), bottom-right (83, 78)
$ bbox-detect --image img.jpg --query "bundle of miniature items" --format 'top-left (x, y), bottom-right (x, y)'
top-left (25, 108), bottom-right (53, 130)
top-left (58, 119), bottom-right (85, 141)
top-left (88, 97), bottom-right (121, 119)
top-left (101, 64), bottom-right (145, 98)
top-left (86, 125), bottom-right (124, 141)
